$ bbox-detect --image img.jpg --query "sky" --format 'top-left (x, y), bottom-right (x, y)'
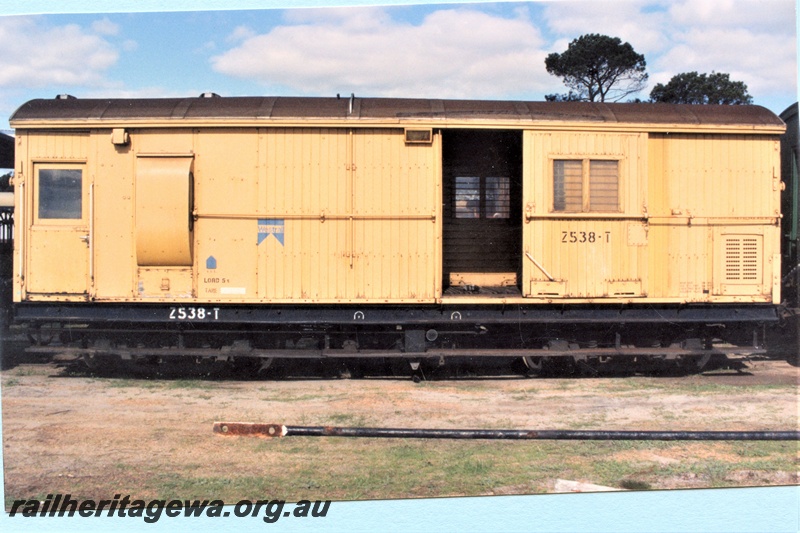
top-left (0, 0), bottom-right (796, 133)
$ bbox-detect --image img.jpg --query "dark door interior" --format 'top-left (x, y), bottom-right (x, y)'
top-left (442, 130), bottom-right (522, 289)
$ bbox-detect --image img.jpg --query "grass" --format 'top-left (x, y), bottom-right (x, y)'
top-left (259, 392), bottom-right (348, 403)
top-left (665, 382), bottom-right (792, 394)
top-left (327, 413), bottom-right (373, 426)
top-left (649, 406), bottom-right (681, 422)
top-left (731, 442), bottom-right (793, 458)
top-left (1, 365), bottom-right (53, 381)
top-left (4, 437), bottom-right (796, 507)
top-left (167, 379), bottom-right (218, 390)
top-left (593, 375), bottom-right (794, 396)
top-left (105, 378), bottom-right (166, 389)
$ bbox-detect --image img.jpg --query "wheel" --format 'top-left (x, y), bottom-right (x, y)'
top-left (522, 356), bottom-right (543, 377)
top-left (693, 352), bottom-right (712, 372)
top-left (258, 357), bottom-right (274, 374)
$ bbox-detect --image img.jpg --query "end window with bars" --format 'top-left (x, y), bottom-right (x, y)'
top-left (455, 176), bottom-right (511, 219)
top-left (553, 159), bottom-right (619, 213)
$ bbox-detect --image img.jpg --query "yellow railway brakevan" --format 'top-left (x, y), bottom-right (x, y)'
top-left (6, 95), bottom-right (790, 375)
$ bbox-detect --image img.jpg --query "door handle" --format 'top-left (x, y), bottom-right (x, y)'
top-left (79, 235), bottom-right (89, 244)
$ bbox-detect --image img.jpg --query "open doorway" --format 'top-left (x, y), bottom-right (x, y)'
top-left (442, 130), bottom-right (522, 295)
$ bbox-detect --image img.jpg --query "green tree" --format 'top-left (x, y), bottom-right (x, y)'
top-left (544, 34), bottom-right (648, 102)
top-left (649, 71), bottom-right (753, 104)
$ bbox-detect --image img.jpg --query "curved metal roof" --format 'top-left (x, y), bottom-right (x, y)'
top-left (9, 95), bottom-right (785, 130)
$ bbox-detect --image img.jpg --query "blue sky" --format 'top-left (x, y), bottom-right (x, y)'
top-left (0, 0), bottom-right (796, 132)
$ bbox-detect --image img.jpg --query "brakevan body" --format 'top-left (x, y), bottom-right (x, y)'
top-left (4, 95), bottom-right (797, 375)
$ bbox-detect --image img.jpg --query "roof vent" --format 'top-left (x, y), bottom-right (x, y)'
top-left (56, 94), bottom-right (76, 100)
top-left (200, 92), bottom-right (220, 98)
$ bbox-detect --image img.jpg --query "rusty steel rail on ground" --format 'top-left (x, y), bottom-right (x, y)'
top-left (212, 422), bottom-right (800, 441)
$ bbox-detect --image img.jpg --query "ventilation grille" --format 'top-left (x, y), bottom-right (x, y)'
top-left (724, 236), bottom-right (761, 282)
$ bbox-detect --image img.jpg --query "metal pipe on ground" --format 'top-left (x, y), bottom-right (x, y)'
top-left (212, 422), bottom-right (800, 441)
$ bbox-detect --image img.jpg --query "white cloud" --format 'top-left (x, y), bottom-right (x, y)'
top-left (91, 17), bottom-right (119, 36)
top-left (227, 25), bottom-right (256, 43)
top-left (281, 6), bottom-right (393, 28)
top-left (209, 1), bottom-right (795, 105)
top-left (0, 17), bottom-right (118, 88)
top-left (542, 0), bottom-right (796, 104)
top-left (211, 7), bottom-right (553, 99)
top-left (542, 2), bottom-right (669, 56)
top-left (667, 0), bottom-right (796, 34)
top-left (652, 2), bottom-right (797, 102)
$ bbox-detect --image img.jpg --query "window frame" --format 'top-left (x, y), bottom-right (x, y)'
top-left (454, 175), bottom-right (512, 220)
top-left (454, 176), bottom-right (481, 219)
top-left (484, 176), bottom-right (511, 219)
top-left (33, 163), bottom-right (87, 225)
top-left (551, 157), bottom-right (622, 214)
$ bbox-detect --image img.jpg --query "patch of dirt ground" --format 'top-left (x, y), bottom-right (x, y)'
top-left (2, 356), bottom-right (798, 503)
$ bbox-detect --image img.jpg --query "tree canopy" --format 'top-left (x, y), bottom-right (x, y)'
top-left (649, 71), bottom-right (753, 104)
top-left (544, 34), bottom-right (648, 102)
